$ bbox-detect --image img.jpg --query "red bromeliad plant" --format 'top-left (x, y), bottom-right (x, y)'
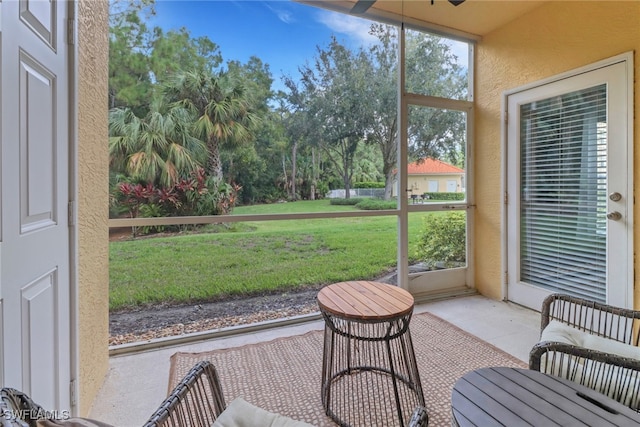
top-left (113, 167), bottom-right (242, 234)
top-left (217, 182), bottom-right (242, 215)
top-left (117, 182), bottom-right (155, 219)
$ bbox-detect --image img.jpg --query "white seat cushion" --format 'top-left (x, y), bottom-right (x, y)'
top-left (541, 320), bottom-right (640, 360)
top-left (540, 320), bottom-right (640, 409)
top-left (212, 398), bottom-right (315, 427)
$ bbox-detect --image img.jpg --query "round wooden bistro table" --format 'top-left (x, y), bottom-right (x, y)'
top-left (317, 281), bottom-right (425, 427)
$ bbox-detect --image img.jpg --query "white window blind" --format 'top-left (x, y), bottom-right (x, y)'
top-left (519, 84), bottom-right (607, 302)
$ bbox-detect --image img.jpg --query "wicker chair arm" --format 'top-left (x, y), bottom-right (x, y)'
top-left (541, 294), bottom-right (640, 343)
top-left (530, 341), bottom-right (640, 372)
top-left (143, 361), bottom-right (226, 427)
top-left (408, 405), bottom-right (429, 427)
top-left (530, 340), bottom-right (640, 411)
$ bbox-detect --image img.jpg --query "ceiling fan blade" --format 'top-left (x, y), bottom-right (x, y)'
top-left (351, 0), bottom-right (376, 14)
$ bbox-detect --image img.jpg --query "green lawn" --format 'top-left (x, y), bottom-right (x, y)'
top-left (234, 199), bottom-right (358, 214)
top-left (109, 200), bottom-right (425, 311)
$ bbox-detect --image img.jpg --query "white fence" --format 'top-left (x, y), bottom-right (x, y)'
top-left (327, 189), bottom-right (386, 199)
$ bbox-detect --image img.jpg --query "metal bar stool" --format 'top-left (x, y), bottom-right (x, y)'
top-left (318, 281), bottom-right (425, 427)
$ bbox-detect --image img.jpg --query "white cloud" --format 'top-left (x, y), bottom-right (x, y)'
top-left (316, 10), bottom-right (378, 46)
top-left (276, 10), bottom-right (294, 23)
top-left (263, 2), bottom-right (295, 24)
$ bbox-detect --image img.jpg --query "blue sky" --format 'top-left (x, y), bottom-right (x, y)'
top-left (150, 1), bottom-right (378, 90)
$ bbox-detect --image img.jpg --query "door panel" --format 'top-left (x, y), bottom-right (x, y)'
top-left (506, 60), bottom-right (632, 310)
top-left (1, 0), bottom-right (72, 412)
top-left (22, 271), bottom-right (58, 400)
top-left (21, 51), bottom-right (57, 232)
top-left (20, 0), bottom-right (56, 49)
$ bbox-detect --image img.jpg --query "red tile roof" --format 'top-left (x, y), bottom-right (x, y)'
top-left (407, 158), bottom-right (464, 174)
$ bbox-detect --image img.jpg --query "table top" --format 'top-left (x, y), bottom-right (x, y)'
top-left (316, 281), bottom-right (414, 320)
top-left (452, 367), bottom-right (640, 427)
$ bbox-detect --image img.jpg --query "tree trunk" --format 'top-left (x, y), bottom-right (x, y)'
top-left (228, 158), bottom-right (235, 183)
top-left (344, 179), bottom-right (351, 199)
top-left (206, 137), bottom-right (223, 181)
top-left (384, 170), bottom-right (394, 200)
top-left (310, 148), bottom-right (316, 200)
top-left (381, 128), bottom-right (397, 200)
top-left (291, 140), bottom-right (298, 200)
top-left (281, 154), bottom-right (288, 197)
top-left (343, 162), bottom-right (351, 200)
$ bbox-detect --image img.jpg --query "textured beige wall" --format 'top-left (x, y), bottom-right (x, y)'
top-left (474, 2), bottom-right (639, 300)
top-left (77, 0), bottom-right (109, 416)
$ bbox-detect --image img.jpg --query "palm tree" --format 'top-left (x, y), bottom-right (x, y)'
top-left (109, 98), bottom-right (207, 187)
top-left (163, 70), bottom-right (260, 181)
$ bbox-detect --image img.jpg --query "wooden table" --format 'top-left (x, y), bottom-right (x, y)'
top-left (317, 280), bottom-right (414, 321)
top-left (452, 367), bottom-right (640, 426)
top-left (318, 281), bottom-right (424, 427)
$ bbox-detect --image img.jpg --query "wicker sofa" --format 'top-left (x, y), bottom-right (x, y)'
top-left (529, 293), bottom-right (640, 411)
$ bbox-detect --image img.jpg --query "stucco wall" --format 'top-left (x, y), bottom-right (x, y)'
top-left (77, 0), bottom-right (109, 415)
top-left (475, 2), bottom-right (639, 301)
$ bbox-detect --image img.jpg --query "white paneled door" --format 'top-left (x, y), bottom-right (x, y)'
top-left (0, 0), bottom-right (74, 413)
top-left (506, 57), bottom-right (633, 311)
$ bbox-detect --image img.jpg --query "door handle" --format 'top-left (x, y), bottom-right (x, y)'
top-left (607, 211), bottom-right (622, 221)
top-left (609, 192), bottom-right (622, 202)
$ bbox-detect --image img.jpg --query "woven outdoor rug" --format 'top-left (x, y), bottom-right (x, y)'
top-left (169, 312), bottom-right (527, 427)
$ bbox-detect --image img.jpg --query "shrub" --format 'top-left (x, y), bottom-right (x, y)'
top-left (111, 167), bottom-right (242, 234)
top-left (329, 198), bottom-right (364, 206)
top-left (416, 211), bottom-right (466, 268)
top-left (170, 168), bottom-right (237, 217)
top-left (353, 182), bottom-right (385, 189)
top-left (355, 199), bottom-right (397, 210)
top-left (138, 203), bottom-right (167, 235)
top-left (315, 181), bottom-right (329, 199)
top-left (422, 192), bottom-right (465, 201)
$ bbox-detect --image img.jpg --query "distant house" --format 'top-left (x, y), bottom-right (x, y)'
top-left (392, 158), bottom-right (465, 198)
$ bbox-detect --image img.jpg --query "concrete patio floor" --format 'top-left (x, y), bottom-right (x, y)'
top-left (89, 294), bottom-right (541, 426)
